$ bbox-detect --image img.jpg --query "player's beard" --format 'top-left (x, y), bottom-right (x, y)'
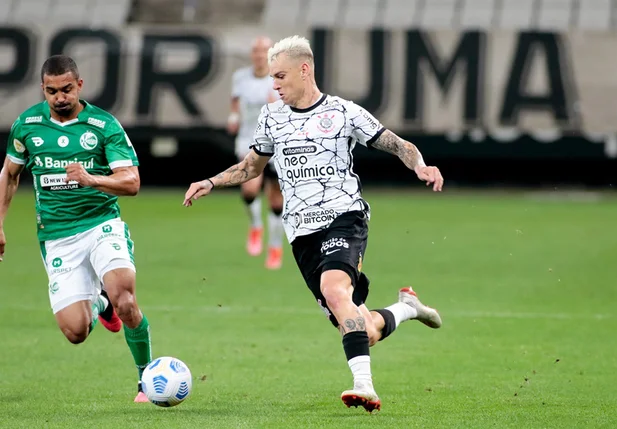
top-left (53, 103), bottom-right (75, 117)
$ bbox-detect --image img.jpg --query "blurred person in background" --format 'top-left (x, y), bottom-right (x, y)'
top-left (227, 36), bottom-right (285, 270)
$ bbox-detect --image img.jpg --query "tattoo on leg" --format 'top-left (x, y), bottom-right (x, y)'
top-left (344, 319), bottom-right (357, 332)
top-left (341, 316), bottom-right (367, 333)
top-left (356, 316), bottom-right (366, 331)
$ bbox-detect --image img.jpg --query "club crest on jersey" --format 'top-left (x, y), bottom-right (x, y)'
top-left (317, 114), bottom-right (336, 133)
top-left (80, 132), bottom-right (98, 150)
top-left (57, 136), bottom-right (69, 148)
top-left (13, 139), bottom-right (25, 153)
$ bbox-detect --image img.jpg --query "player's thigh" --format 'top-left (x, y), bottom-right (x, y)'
top-left (264, 176), bottom-right (283, 208)
top-left (291, 232), bottom-right (340, 327)
top-left (41, 234), bottom-right (100, 316)
top-left (319, 211), bottom-right (370, 305)
top-left (54, 300), bottom-right (93, 342)
top-left (88, 218), bottom-right (136, 293)
top-left (241, 173), bottom-right (263, 196)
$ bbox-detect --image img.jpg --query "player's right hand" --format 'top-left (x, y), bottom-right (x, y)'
top-left (183, 180), bottom-right (214, 207)
top-left (0, 228), bottom-right (6, 262)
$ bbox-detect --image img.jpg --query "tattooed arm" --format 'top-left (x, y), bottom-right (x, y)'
top-left (371, 129), bottom-right (444, 191)
top-left (183, 149), bottom-right (270, 206)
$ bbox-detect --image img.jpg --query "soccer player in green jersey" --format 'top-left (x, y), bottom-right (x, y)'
top-left (0, 55), bottom-right (152, 403)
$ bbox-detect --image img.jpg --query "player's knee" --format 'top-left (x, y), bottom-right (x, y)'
top-left (113, 290), bottom-right (139, 322)
top-left (321, 283), bottom-right (350, 313)
top-left (62, 325), bottom-right (89, 345)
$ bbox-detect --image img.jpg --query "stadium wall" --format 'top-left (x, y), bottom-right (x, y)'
top-left (0, 25), bottom-right (615, 187)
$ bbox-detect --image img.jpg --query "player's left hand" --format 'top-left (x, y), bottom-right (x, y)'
top-left (65, 163), bottom-right (94, 187)
top-left (414, 166), bottom-right (444, 192)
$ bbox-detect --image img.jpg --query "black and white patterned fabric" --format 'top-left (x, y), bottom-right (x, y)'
top-left (251, 94), bottom-right (386, 243)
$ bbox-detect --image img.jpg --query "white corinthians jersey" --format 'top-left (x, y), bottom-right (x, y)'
top-left (251, 94), bottom-right (385, 243)
top-left (232, 67), bottom-right (277, 152)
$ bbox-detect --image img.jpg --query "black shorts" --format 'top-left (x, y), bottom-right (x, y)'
top-left (291, 210), bottom-right (370, 327)
top-left (263, 162), bottom-right (278, 180)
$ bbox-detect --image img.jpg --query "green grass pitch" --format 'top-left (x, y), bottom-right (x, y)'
top-left (0, 188), bottom-right (616, 428)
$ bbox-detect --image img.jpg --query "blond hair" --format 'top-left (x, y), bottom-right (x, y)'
top-left (268, 35), bottom-right (314, 66)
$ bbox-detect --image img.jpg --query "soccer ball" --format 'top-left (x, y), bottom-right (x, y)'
top-left (141, 356), bottom-right (193, 407)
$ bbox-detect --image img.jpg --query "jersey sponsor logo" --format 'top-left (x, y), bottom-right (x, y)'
top-left (317, 114), bottom-right (336, 133)
top-left (283, 154), bottom-right (336, 182)
top-left (80, 132), bottom-right (98, 150)
top-left (97, 224), bottom-right (122, 242)
top-left (25, 116), bottom-right (43, 124)
top-left (49, 282), bottom-right (59, 295)
top-left (87, 117), bottom-right (106, 129)
top-left (320, 237), bottom-right (350, 254)
top-left (40, 173), bottom-right (80, 191)
top-left (294, 209), bottom-right (338, 228)
top-left (13, 139), bottom-right (25, 153)
top-left (32, 137), bottom-right (44, 147)
top-left (34, 156), bottom-right (43, 167)
top-left (43, 157), bottom-right (94, 169)
top-left (282, 146), bottom-right (317, 156)
top-left (57, 136), bottom-right (69, 147)
top-left (361, 111), bottom-right (379, 130)
top-left (49, 257), bottom-right (72, 274)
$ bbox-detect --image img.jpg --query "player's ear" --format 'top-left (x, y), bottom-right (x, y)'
top-left (77, 78), bottom-right (84, 91)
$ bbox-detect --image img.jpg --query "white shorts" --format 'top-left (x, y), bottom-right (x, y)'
top-left (40, 218), bottom-right (136, 314)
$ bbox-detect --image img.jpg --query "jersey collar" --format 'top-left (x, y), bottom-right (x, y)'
top-left (43, 99), bottom-right (91, 124)
top-left (290, 93), bottom-right (327, 113)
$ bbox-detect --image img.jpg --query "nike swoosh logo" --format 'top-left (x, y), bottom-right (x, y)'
top-left (276, 126), bottom-right (285, 131)
top-left (325, 249), bottom-right (341, 255)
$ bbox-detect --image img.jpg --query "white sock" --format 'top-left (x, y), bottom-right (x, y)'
top-left (267, 211), bottom-right (284, 248)
top-left (348, 355), bottom-right (373, 388)
top-left (247, 197), bottom-right (262, 228)
top-left (384, 302), bottom-right (418, 328)
top-left (99, 294), bottom-right (109, 311)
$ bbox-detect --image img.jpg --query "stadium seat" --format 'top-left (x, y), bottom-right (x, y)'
top-left (380, 0), bottom-right (422, 29)
top-left (421, 0), bottom-right (458, 29)
top-left (11, 0), bottom-right (52, 23)
top-left (340, 0), bottom-right (380, 29)
top-left (48, 0), bottom-right (91, 24)
top-left (261, 0), bottom-right (302, 26)
top-left (460, 0), bottom-right (496, 29)
top-left (537, 0), bottom-right (574, 30)
top-left (496, 0), bottom-right (536, 30)
top-left (90, 0), bottom-right (131, 26)
top-left (578, 0), bottom-right (612, 30)
top-left (0, 0), bottom-right (13, 23)
top-left (304, 0), bottom-right (343, 28)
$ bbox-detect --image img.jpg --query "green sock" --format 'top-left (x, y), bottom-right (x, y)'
top-left (123, 313), bottom-right (152, 379)
top-left (89, 296), bottom-right (106, 333)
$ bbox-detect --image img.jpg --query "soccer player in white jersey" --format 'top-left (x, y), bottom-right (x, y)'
top-left (184, 36), bottom-right (444, 412)
top-left (227, 36), bottom-right (285, 269)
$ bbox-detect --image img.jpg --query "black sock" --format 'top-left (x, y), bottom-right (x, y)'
top-left (271, 206), bottom-right (283, 216)
top-left (99, 289), bottom-right (114, 321)
top-left (373, 309), bottom-right (396, 341)
top-left (342, 331), bottom-right (370, 360)
top-left (243, 194), bottom-right (256, 205)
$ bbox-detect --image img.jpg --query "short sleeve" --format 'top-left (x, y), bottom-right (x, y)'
top-left (348, 102), bottom-right (386, 148)
top-left (5, 118), bottom-right (27, 165)
top-left (249, 106), bottom-right (274, 156)
top-left (105, 119), bottom-right (139, 170)
top-left (231, 69), bottom-right (243, 99)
